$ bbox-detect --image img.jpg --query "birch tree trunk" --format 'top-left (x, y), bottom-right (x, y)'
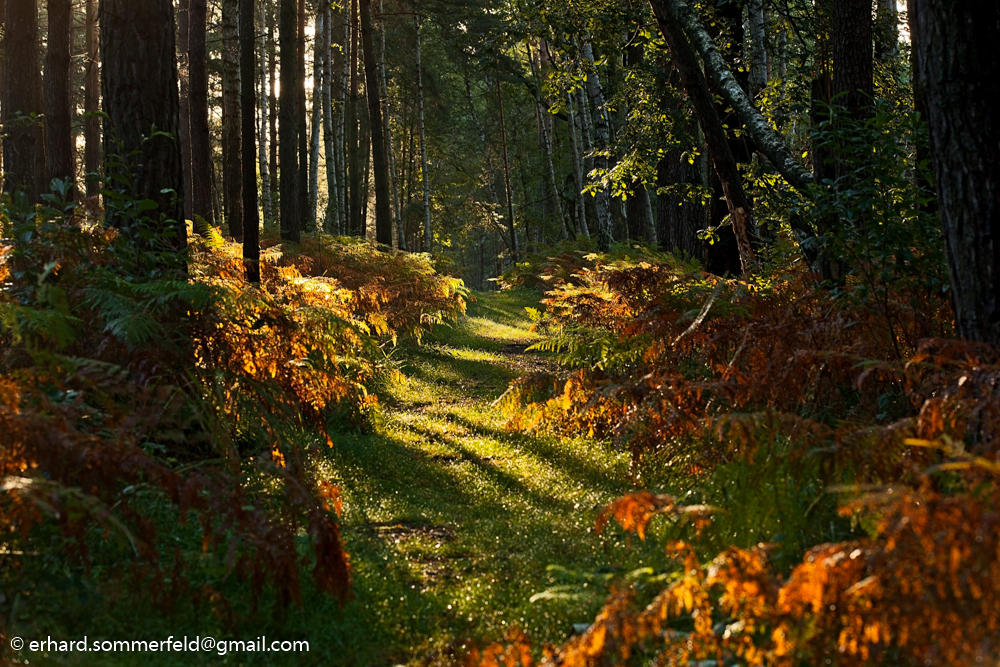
top-left (416, 12), bottom-right (431, 250)
top-left (567, 93), bottom-right (589, 239)
top-left (222, 0), bottom-right (244, 240)
top-left (309, 8), bottom-right (323, 226)
top-left (648, 0), bottom-right (756, 272)
top-left (380, 0), bottom-right (405, 250)
top-left (581, 40), bottom-right (614, 251)
top-left (241, 0), bottom-right (260, 282)
top-left (84, 0), bottom-right (101, 195)
top-left (258, 0), bottom-right (272, 223)
top-left (651, 0), bottom-right (813, 194)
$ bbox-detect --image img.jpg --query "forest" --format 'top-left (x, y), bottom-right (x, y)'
top-left (1, 0), bottom-right (999, 664)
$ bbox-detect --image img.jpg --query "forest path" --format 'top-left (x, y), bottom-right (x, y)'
top-left (310, 290), bottom-right (663, 666)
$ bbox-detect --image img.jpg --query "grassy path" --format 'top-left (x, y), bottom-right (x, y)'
top-left (308, 290), bottom-right (662, 665)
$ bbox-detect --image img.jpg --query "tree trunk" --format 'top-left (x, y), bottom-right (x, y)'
top-left (875, 0), bottom-right (899, 64)
top-left (84, 0), bottom-right (101, 195)
top-left (258, 0), bottom-right (272, 223)
top-left (310, 7), bottom-right (323, 227)
top-left (347, 0), bottom-right (362, 235)
top-left (268, 6), bottom-right (278, 208)
top-left (189, 0), bottom-right (213, 224)
top-left (580, 41), bottom-right (614, 251)
top-left (339, 0), bottom-right (350, 232)
top-left (746, 0), bottom-right (768, 97)
top-left (379, 0), bottom-right (404, 250)
top-left (3, 0), bottom-right (44, 200)
top-left (279, 0), bottom-right (300, 241)
top-left (497, 79), bottom-right (519, 261)
top-left (648, 0), bottom-right (756, 272)
top-left (0, 0), bottom-right (5, 185)
top-left (296, 0), bottom-right (310, 230)
top-left (653, 0), bottom-right (813, 196)
top-left (911, 0), bottom-right (1000, 344)
top-left (416, 12), bottom-right (431, 250)
top-left (567, 93), bottom-right (589, 239)
top-left (45, 0), bottom-right (74, 190)
top-left (832, 0), bottom-right (873, 120)
top-left (359, 0), bottom-right (391, 246)
top-left (322, 0), bottom-right (340, 232)
top-left (100, 0), bottom-right (186, 252)
top-left (241, 0), bottom-right (260, 282)
top-left (223, 0), bottom-right (244, 240)
top-left (177, 0), bottom-right (193, 219)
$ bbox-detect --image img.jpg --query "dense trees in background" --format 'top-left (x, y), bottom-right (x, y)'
top-left (0, 0), bottom-right (998, 345)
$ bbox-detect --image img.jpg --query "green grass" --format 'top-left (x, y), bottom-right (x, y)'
top-left (9, 290), bottom-right (669, 666)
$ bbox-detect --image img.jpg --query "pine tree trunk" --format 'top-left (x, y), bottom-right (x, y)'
top-left (347, 0), bottom-right (362, 235)
top-left (322, 0), bottom-right (340, 232)
top-left (309, 7), bottom-right (322, 227)
top-left (45, 0), bottom-right (75, 190)
top-left (380, 0), bottom-right (404, 250)
top-left (832, 0), bottom-right (873, 120)
top-left (581, 40), bottom-right (614, 251)
top-left (241, 0), bottom-right (260, 282)
top-left (296, 0), bottom-right (310, 230)
top-left (258, 0), bottom-right (272, 223)
top-left (746, 0), bottom-right (768, 97)
top-left (911, 0), bottom-right (1000, 344)
top-left (100, 0), bottom-right (186, 252)
top-left (84, 0), bottom-right (101, 195)
top-left (648, 0), bottom-right (756, 272)
top-left (223, 0), bottom-right (244, 240)
top-left (416, 12), bottom-right (431, 250)
top-left (279, 0), bottom-right (300, 241)
top-left (359, 0), bottom-right (391, 245)
top-left (189, 0), bottom-right (213, 224)
top-left (177, 0), bottom-right (193, 219)
top-left (3, 0), bottom-right (43, 200)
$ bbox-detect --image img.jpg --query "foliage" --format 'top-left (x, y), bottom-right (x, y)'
top-left (0, 194), bottom-right (468, 646)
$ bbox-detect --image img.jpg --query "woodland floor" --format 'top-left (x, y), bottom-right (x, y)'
top-left (19, 290), bottom-right (668, 666)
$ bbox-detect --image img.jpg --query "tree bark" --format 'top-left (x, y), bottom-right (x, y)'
top-left (648, 0), bottom-right (756, 272)
top-left (911, 0), bottom-right (1000, 344)
top-left (359, 0), bottom-right (391, 246)
top-left (177, 0), bottom-right (193, 219)
top-left (567, 92), bottom-right (589, 239)
top-left (348, 0), bottom-right (362, 235)
top-left (100, 0), bottom-right (186, 252)
top-left (652, 0), bottom-right (813, 195)
top-left (279, 0), bottom-right (300, 241)
top-left (3, 0), bottom-right (44, 200)
top-left (322, 0), bottom-right (340, 232)
top-left (258, 0), bottom-right (273, 223)
top-left (746, 0), bottom-right (768, 97)
top-left (242, 0), bottom-right (260, 282)
top-left (415, 12), bottom-right (431, 250)
top-left (45, 0), bottom-right (75, 190)
top-left (296, 0), bottom-right (310, 230)
top-left (832, 0), bottom-right (873, 120)
top-left (379, 0), bottom-right (404, 250)
top-left (223, 0), bottom-right (244, 240)
top-left (309, 7), bottom-right (323, 227)
top-left (581, 40), bottom-right (614, 251)
top-left (189, 0), bottom-right (213, 225)
top-left (268, 6), bottom-right (278, 209)
top-left (84, 0), bottom-right (101, 196)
